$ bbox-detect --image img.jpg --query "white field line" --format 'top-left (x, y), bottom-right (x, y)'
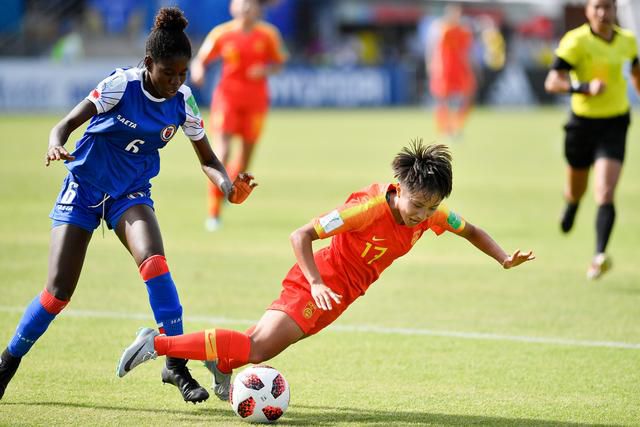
top-left (1, 305), bottom-right (639, 350)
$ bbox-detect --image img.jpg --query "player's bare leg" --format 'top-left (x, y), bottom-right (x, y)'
top-left (453, 94), bottom-right (474, 137)
top-left (561, 166), bottom-right (589, 233)
top-left (434, 98), bottom-right (451, 138)
top-left (593, 157), bottom-right (621, 206)
top-left (248, 310), bottom-right (305, 363)
top-left (1, 224), bottom-right (91, 400)
top-left (116, 205), bottom-right (209, 403)
top-left (205, 310), bottom-right (303, 400)
top-left (118, 310), bottom-right (303, 400)
top-left (237, 138), bottom-right (256, 172)
top-left (587, 158), bottom-right (622, 279)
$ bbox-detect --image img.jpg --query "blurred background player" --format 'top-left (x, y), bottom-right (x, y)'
top-left (544, 0), bottom-right (640, 280)
top-left (190, 0), bottom-right (288, 231)
top-left (427, 5), bottom-right (476, 140)
top-left (0, 7), bottom-right (256, 403)
top-left (117, 141), bottom-right (535, 400)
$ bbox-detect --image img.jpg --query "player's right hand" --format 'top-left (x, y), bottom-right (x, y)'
top-left (588, 79), bottom-right (606, 96)
top-left (311, 282), bottom-right (343, 311)
top-left (502, 249), bottom-right (535, 269)
top-left (45, 146), bottom-right (75, 166)
top-left (228, 172), bottom-right (258, 204)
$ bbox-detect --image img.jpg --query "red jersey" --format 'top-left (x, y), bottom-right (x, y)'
top-left (429, 23), bottom-right (475, 96)
top-left (307, 183), bottom-right (466, 300)
top-left (197, 20), bottom-right (288, 108)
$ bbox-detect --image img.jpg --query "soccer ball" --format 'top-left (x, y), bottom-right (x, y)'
top-left (230, 365), bottom-right (290, 423)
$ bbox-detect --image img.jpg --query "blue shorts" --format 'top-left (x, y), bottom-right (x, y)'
top-left (49, 172), bottom-right (154, 232)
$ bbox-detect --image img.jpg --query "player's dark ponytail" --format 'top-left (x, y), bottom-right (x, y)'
top-left (145, 7), bottom-right (192, 60)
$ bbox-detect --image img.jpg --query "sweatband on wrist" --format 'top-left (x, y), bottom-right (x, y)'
top-left (569, 82), bottom-right (589, 94)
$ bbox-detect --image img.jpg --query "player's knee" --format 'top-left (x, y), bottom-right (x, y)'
top-left (138, 253), bottom-right (168, 272)
top-left (566, 187), bottom-right (585, 202)
top-left (594, 187), bottom-right (615, 204)
top-left (247, 338), bottom-right (276, 364)
top-left (45, 279), bottom-right (75, 301)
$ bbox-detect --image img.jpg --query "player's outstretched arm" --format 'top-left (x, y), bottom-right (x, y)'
top-left (459, 222), bottom-right (535, 270)
top-left (191, 134), bottom-right (234, 197)
top-left (501, 249), bottom-right (535, 270)
top-left (46, 99), bottom-right (96, 166)
top-left (544, 69), bottom-right (605, 96)
top-left (289, 223), bottom-right (342, 310)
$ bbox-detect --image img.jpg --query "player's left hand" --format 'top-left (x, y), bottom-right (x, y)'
top-left (502, 249), bottom-right (535, 269)
top-left (228, 173), bottom-right (258, 204)
top-left (45, 145), bottom-right (75, 166)
top-left (311, 282), bottom-right (343, 311)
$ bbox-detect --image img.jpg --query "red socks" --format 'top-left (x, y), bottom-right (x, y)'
top-left (213, 328), bottom-right (251, 373)
top-left (40, 288), bottom-right (68, 314)
top-left (154, 328), bottom-right (251, 373)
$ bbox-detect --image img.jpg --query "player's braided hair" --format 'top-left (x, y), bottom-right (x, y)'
top-left (145, 7), bottom-right (192, 60)
top-left (392, 139), bottom-right (453, 200)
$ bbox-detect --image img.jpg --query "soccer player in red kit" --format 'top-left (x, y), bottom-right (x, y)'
top-left (117, 141), bottom-right (534, 400)
top-left (190, 0), bottom-right (288, 231)
top-left (428, 5), bottom-right (476, 139)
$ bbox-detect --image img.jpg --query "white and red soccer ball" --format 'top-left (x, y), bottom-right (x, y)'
top-left (230, 365), bottom-right (290, 423)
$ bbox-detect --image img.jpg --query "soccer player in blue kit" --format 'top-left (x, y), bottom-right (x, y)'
top-left (0, 7), bottom-right (256, 404)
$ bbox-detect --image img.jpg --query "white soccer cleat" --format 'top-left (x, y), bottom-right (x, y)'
top-left (204, 360), bottom-right (232, 401)
top-left (117, 327), bottom-right (160, 378)
top-left (204, 217), bottom-right (221, 232)
top-left (586, 253), bottom-right (612, 280)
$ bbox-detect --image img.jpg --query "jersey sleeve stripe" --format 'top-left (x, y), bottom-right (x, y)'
top-left (340, 194), bottom-right (386, 222)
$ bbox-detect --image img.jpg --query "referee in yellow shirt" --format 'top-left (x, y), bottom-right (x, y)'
top-left (545, 0), bottom-right (640, 279)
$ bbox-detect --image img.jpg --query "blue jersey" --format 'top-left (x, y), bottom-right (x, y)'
top-left (65, 67), bottom-right (205, 198)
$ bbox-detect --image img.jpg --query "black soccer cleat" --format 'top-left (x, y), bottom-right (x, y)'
top-left (560, 203), bottom-right (579, 233)
top-left (0, 348), bottom-right (22, 400)
top-left (162, 357), bottom-right (209, 404)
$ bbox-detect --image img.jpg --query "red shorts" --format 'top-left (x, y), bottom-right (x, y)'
top-left (268, 264), bottom-right (357, 336)
top-left (210, 91), bottom-right (267, 142)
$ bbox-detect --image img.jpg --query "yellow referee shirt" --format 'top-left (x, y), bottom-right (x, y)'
top-left (556, 24), bottom-right (638, 118)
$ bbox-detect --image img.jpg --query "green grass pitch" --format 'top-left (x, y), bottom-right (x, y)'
top-left (1, 108), bottom-right (639, 426)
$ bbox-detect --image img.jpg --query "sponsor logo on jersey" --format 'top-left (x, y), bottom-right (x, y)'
top-left (303, 301), bottom-right (316, 319)
top-left (116, 114), bottom-right (137, 129)
top-left (55, 205), bottom-right (74, 213)
top-left (160, 124), bottom-right (177, 142)
top-left (319, 210), bottom-right (344, 234)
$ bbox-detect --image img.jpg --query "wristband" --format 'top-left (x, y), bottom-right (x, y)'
top-left (569, 81), bottom-right (589, 94)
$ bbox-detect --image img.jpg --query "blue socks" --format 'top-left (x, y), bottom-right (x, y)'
top-left (8, 289), bottom-right (68, 357)
top-left (139, 255), bottom-right (183, 336)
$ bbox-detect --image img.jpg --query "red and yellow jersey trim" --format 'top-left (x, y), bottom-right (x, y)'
top-left (197, 20), bottom-right (288, 66)
top-left (313, 193), bottom-right (387, 239)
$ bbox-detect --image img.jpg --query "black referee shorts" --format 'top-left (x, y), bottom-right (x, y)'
top-left (563, 111), bottom-right (630, 169)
